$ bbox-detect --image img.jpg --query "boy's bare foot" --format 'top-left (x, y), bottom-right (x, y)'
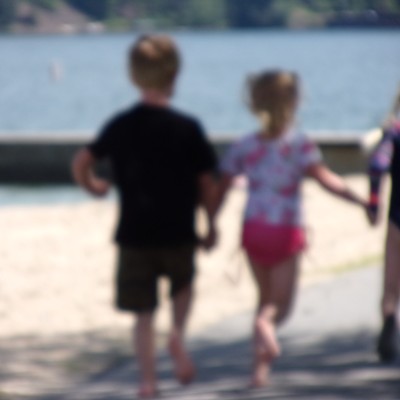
top-left (137, 382), bottom-right (157, 399)
top-left (168, 332), bottom-right (196, 385)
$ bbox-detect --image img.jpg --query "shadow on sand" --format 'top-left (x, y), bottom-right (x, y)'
top-left (38, 328), bottom-right (400, 400)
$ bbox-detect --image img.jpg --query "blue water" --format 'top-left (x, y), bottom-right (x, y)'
top-left (0, 185), bottom-right (94, 206)
top-left (0, 30), bottom-right (399, 137)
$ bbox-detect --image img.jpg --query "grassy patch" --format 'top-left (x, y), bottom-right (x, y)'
top-left (303, 253), bottom-right (382, 284)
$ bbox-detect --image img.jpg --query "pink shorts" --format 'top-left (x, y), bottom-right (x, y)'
top-left (242, 220), bottom-right (306, 268)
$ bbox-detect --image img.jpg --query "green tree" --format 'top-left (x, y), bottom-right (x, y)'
top-left (30, 0), bottom-right (60, 10)
top-left (123, 0), bottom-right (225, 29)
top-left (226, 0), bottom-right (282, 28)
top-left (0, 0), bottom-right (16, 30)
top-left (178, 0), bottom-right (226, 27)
top-left (66, 0), bottom-right (115, 20)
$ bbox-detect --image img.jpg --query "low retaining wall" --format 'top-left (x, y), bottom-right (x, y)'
top-left (0, 130), bottom-right (381, 184)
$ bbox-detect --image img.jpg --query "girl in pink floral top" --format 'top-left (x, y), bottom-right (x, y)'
top-left (219, 70), bottom-right (368, 387)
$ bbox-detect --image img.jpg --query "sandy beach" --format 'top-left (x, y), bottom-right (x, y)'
top-left (0, 175), bottom-right (390, 397)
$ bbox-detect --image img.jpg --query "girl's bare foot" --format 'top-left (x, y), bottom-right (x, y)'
top-left (250, 317), bottom-right (280, 388)
top-left (255, 317), bottom-right (281, 360)
top-left (250, 357), bottom-right (271, 388)
top-left (168, 332), bottom-right (196, 385)
top-left (137, 382), bottom-right (157, 399)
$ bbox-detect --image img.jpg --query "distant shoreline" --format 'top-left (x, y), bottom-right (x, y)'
top-left (3, 1), bottom-right (399, 35)
top-left (2, 26), bottom-right (400, 37)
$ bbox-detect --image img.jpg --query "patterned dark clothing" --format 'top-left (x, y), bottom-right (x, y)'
top-left (368, 121), bottom-right (400, 228)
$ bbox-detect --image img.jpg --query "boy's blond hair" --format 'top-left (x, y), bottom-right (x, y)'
top-left (129, 35), bottom-right (180, 91)
top-left (247, 70), bottom-right (299, 137)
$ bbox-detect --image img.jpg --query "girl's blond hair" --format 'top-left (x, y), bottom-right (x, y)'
top-left (247, 70), bottom-right (299, 138)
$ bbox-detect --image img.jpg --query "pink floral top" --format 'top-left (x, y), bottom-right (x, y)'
top-left (220, 129), bottom-right (322, 227)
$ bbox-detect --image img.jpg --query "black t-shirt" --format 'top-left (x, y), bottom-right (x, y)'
top-left (88, 103), bottom-right (217, 247)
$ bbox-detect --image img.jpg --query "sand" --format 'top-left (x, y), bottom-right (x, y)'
top-left (0, 175), bottom-right (389, 339)
top-left (0, 175), bottom-right (390, 397)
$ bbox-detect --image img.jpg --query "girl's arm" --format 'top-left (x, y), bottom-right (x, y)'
top-left (218, 173), bottom-right (235, 208)
top-left (298, 134), bottom-right (366, 205)
top-left (217, 138), bottom-right (243, 207)
top-left (71, 148), bottom-right (110, 197)
top-left (306, 163), bottom-right (368, 207)
top-left (197, 172), bottom-right (235, 250)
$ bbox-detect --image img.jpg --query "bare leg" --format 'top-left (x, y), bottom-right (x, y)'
top-left (168, 285), bottom-right (196, 384)
top-left (377, 222), bottom-right (400, 362)
top-left (381, 222), bottom-right (400, 317)
top-left (249, 255), bottom-right (300, 387)
top-left (134, 312), bottom-right (157, 398)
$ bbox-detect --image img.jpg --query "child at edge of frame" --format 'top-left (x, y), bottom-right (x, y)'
top-left (367, 86), bottom-right (400, 364)
top-left (217, 69), bottom-right (369, 388)
top-left (71, 34), bottom-right (218, 399)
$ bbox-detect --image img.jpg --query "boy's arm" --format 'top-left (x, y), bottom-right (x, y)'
top-left (200, 172), bottom-right (236, 249)
top-left (306, 163), bottom-right (368, 207)
top-left (71, 148), bottom-right (110, 197)
top-left (201, 172), bottom-right (235, 219)
top-left (198, 172), bottom-right (219, 250)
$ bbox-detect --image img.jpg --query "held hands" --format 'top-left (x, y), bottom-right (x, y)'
top-left (200, 225), bottom-right (218, 251)
top-left (87, 176), bottom-right (111, 197)
top-left (352, 195), bottom-right (380, 226)
top-left (366, 202), bottom-right (380, 226)
top-left (365, 192), bottom-right (381, 226)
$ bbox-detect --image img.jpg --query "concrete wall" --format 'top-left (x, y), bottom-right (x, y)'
top-left (0, 130), bottom-right (380, 184)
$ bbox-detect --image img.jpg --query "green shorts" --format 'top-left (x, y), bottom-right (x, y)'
top-left (116, 244), bottom-right (195, 313)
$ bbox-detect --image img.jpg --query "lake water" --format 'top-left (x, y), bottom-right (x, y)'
top-left (0, 29), bottom-right (399, 138)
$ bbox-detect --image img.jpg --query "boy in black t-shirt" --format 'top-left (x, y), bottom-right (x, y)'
top-left (72, 35), bottom-right (217, 398)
